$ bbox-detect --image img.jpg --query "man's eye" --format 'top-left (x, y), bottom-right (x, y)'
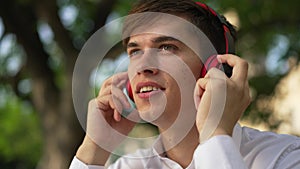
top-left (129, 50), bottom-right (142, 57)
top-left (159, 44), bottom-right (178, 53)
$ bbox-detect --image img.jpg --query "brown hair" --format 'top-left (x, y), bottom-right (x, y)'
top-left (122, 0), bottom-right (236, 54)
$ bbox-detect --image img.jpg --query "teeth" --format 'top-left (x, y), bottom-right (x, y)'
top-left (139, 86), bottom-right (159, 93)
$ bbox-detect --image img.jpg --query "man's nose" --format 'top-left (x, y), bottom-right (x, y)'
top-left (137, 67), bottom-right (159, 75)
top-left (136, 48), bottom-right (159, 75)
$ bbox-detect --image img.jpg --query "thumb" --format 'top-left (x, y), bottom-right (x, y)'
top-left (193, 78), bottom-right (208, 110)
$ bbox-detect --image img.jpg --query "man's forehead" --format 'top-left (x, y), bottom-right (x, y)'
top-left (126, 21), bottom-right (197, 50)
top-left (129, 21), bottom-right (192, 40)
top-left (122, 12), bottom-right (217, 58)
top-left (123, 13), bottom-right (196, 40)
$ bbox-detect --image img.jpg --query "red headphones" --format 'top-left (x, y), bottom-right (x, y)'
top-left (125, 2), bottom-right (235, 101)
top-left (197, 2), bottom-right (235, 78)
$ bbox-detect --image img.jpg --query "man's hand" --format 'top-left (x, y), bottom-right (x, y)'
top-left (76, 72), bottom-right (139, 165)
top-left (194, 54), bottom-right (251, 142)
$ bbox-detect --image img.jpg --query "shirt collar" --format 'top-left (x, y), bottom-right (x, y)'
top-left (151, 123), bottom-right (243, 156)
top-left (145, 123), bottom-right (243, 169)
top-left (232, 123), bottom-right (243, 149)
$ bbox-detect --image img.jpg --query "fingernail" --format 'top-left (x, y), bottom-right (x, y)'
top-left (114, 110), bottom-right (121, 121)
top-left (116, 115), bottom-right (121, 122)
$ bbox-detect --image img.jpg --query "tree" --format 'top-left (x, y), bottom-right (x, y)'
top-left (0, 0), bottom-right (299, 168)
top-left (0, 0), bottom-right (126, 168)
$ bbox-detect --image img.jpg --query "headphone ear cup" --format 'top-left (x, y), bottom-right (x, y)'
top-left (126, 81), bottom-right (134, 101)
top-left (200, 55), bottom-right (218, 78)
top-left (200, 55), bottom-right (233, 78)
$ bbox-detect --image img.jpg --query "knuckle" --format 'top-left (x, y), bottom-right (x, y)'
top-left (88, 99), bottom-right (95, 106)
top-left (196, 77), bottom-right (204, 85)
top-left (112, 75), bottom-right (120, 84)
top-left (102, 80), bottom-right (110, 88)
top-left (209, 67), bottom-right (221, 74)
top-left (240, 60), bottom-right (249, 69)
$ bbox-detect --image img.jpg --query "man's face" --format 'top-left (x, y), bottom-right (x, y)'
top-left (125, 15), bottom-right (204, 129)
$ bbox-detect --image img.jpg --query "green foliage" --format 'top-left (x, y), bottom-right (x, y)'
top-left (249, 74), bottom-right (283, 96)
top-left (114, 0), bottom-right (136, 16)
top-left (0, 85), bottom-right (42, 169)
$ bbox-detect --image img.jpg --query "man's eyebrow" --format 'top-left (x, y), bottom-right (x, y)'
top-left (152, 36), bottom-right (180, 43)
top-left (126, 36), bottom-right (181, 49)
top-left (127, 41), bottom-right (138, 48)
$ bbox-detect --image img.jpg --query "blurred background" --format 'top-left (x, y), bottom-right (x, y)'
top-left (0, 0), bottom-right (299, 168)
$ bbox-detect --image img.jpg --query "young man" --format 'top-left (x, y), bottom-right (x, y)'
top-left (70, 0), bottom-right (300, 168)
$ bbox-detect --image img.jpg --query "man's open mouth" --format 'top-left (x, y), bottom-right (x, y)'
top-left (139, 86), bottom-right (160, 93)
top-left (136, 82), bottom-right (166, 94)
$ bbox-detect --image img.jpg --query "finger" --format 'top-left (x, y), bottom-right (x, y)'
top-left (97, 95), bottom-right (113, 111)
top-left (88, 99), bottom-right (112, 127)
top-left (111, 95), bottom-right (123, 121)
top-left (193, 85), bottom-right (200, 110)
top-left (99, 85), bottom-right (131, 110)
top-left (111, 86), bottom-right (131, 109)
top-left (114, 109), bottom-right (121, 122)
top-left (194, 78), bottom-right (207, 109)
top-left (102, 72), bottom-right (128, 89)
top-left (99, 85), bottom-right (112, 96)
top-left (197, 77), bottom-right (209, 91)
top-left (217, 54), bottom-right (248, 82)
top-left (96, 95), bottom-right (123, 121)
top-left (206, 67), bottom-right (227, 80)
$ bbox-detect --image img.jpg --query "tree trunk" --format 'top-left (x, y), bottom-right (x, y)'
top-left (32, 78), bottom-right (84, 169)
top-left (0, 1), bottom-right (84, 169)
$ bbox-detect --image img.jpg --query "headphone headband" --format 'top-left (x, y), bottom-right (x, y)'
top-left (195, 2), bottom-right (235, 54)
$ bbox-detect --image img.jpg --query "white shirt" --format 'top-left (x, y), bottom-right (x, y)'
top-left (69, 125), bottom-right (300, 169)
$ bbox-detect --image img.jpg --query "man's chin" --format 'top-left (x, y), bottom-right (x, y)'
top-left (138, 108), bottom-right (163, 124)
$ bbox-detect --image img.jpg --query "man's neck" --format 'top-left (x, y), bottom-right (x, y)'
top-left (159, 125), bottom-right (199, 168)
